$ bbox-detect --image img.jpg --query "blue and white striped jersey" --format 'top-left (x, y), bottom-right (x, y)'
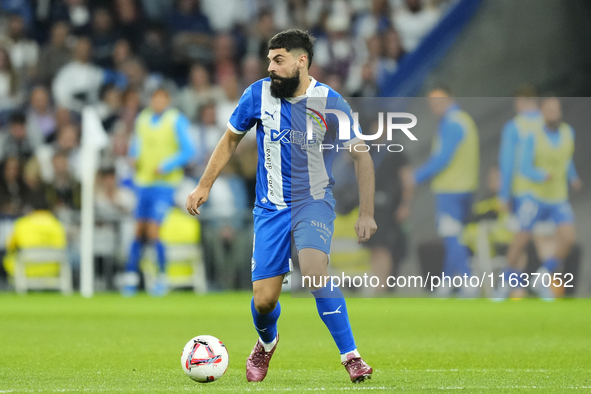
top-left (228, 77), bottom-right (359, 210)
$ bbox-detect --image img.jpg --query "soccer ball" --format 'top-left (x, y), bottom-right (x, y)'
top-left (181, 335), bottom-right (229, 383)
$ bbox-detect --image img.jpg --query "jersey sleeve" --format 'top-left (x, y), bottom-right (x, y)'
top-left (159, 113), bottom-right (196, 174)
top-left (414, 121), bottom-right (464, 184)
top-left (228, 85), bottom-right (258, 134)
top-left (498, 121), bottom-right (519, 202)
top-left (326, 94), bottom-right (361, 147)
top-left (128, 116), bottom-right (140, 159)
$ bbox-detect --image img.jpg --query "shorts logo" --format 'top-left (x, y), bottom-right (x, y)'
top-left (311, 220), bottom-right (332, 235)
top-left (251, 258), bottom-right (257, 272)
top-left (261, 197), bottom-right (268, 204)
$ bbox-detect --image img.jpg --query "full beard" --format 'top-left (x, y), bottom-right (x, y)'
top-left (270, 69), bottom-right (301, 99)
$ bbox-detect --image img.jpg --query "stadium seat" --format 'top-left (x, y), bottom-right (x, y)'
top-left (13, 248), bottom-right (72, 295)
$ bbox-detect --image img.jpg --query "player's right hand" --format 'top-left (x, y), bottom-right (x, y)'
top-left (186, 185), bottom-right (209, 216)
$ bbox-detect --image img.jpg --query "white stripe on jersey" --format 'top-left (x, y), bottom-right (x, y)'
top-left (306, 89), bottom-right (330, 200)
top-left (261, 81), bottom-right (287, 210)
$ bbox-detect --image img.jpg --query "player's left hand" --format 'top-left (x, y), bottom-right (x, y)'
top-left (186, 184), bottom-right (210, 216)
top-left (355, 215), bottom-right (377, 244)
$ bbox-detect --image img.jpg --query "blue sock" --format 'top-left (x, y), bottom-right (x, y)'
top-left (125, 239), bottom-right (144, 273)
top-left (443, 236), bottom-right (471, 277)
top-left (312, 285), bottom-right (356, 354)
top-left (543, 257), bottom-right (559, 272)
top-left (251, 298), bottom-right (280, 343)
top-left (153, 240), bottom-right (166, 272)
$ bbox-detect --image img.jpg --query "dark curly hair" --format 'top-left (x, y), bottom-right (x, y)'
top-left (268, 29), bottom-right (315, 69)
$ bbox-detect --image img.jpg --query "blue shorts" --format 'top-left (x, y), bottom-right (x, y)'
top-left (434, 193), bottom-right (473, 237)
top-left (510, 196), bottom-right (523, 215)
top-left (135, 186), bottom-right (175, 223)
top-left (251, 200), bottom-right (336, 282)
top-left (516, 196), bottom-right (574, 231)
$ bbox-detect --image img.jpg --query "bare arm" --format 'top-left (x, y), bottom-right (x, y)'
top-left (349, 144), bottom-right (377, 243)
top-left (186, 129), bottom-right (245, 215)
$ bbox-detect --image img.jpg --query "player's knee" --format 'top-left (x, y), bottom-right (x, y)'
top-left (300, 266), bottom-right (327, 281)
top-left (253, 297), bottom-right (277, 315)
top-left (146, 224), bottom-right (161, 240)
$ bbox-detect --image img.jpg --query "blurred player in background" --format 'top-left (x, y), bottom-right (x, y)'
top-left (186, 29), bottom-right (376, 383)
top-left (497, 87), bottom-right (545, 296)
top-left (498, 97), bottom-right (581, 300)
top-left (122, 89), bottom-right (195, 297)
top-left (413, 88), bottom-right (480, 297)
top-left (498, 87), bottom-right (543, 213)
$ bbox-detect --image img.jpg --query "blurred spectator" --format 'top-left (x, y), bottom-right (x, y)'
top-left (354, 0), bottom-right (391, 40)
top-left (212, 33), bottom-right (238, 84)
top-left (95, 167), bottom-right (135, 221)
top-left (169, 0), bottom-right (213, 66)
top-left (215, 73), bottom-right (240, 130)
top-left (0, 46), bottom-right (19, 104)
top-left (0, 14), bottom-right (39, 84)
top-left (314, 13), bottom-right (358, 82)
top-left (347, 34), bottom-right (381, 95)
top-left (105, 130), bottom-right (134, 185)
top-left (46, 150), bottom-right (81, 213)
top-left (0, 1), bottom-right (33, 30)
top-left (179, 63), bottom-right (224, 121)
top-left (54, 106), bottom-right (74, 134)
top-left (21, 157), bottom-right (50, 214)
top-left (139, 0), bottom-right (173, 22)
top-left (95, 83), bottom-right (122, 133)
top-left (112, 39), bottom-right (133, 69)
top-left (36, 123), bottom-right (81, 183)
top-left (352, 62), bottom-right (378, 97)
top-left (37, 21), bottom-right (72, 87)
top-left (119, 57), bottom-right (177, 106)
top-left (137, 24), bottom-right (172, 77)
top-left (26, 85), bottom-right (57, 147)
top-left (240, 55), bottom-right (263, 89)
top-left (0, 112), bottom-right (34, 162)
top-left (51, 0), bottom-right (91, 36)
top-left (167, 0), bottom-right (213, 36)
top-left (393, 0), bottom-right (440, 52)
top-left (200, 0), bottom-right (248, 32)
top-left (187, 101), bottom-right (224, 176)
top-left (324, 73), bottom-right (344, 94)
top-left (0, 156), bottom-right (23, 216)
top-left (375, 29), bottom-right (405, 89)
top-left (113, 0), bottom-right (145, 50)
top-left (52, 36), bottom-right (104, 111)
top-left (246, 9), bottom-right (277, 76)
top-left (272, 0), bottom-right (314, 31)
top-left (112, 87), bottom-right (141, 136)
top-left (90, 7), bottom-right (118, 68)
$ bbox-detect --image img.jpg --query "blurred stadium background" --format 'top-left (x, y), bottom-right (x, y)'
top-left (1, 0), bottom-right (591, 296)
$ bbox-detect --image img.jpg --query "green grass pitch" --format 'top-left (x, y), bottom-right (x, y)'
top-left (1, 293), bottom-right (590, 393)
